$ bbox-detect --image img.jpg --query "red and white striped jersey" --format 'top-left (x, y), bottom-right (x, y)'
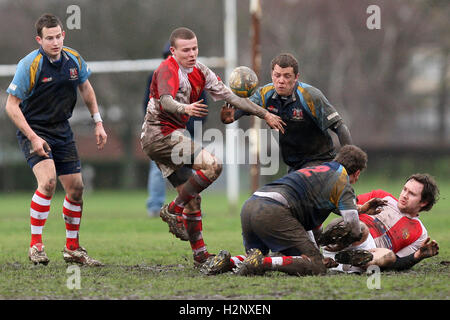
top-left (357, 190), bottom-right (427, 257)
top-left (145, 56), bottom-right (231, 136)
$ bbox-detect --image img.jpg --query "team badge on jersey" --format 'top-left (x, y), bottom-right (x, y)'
top-left (42, 77), bottom-right (53, 83)
top-left (69, 68), bottom-right (78, 80)
top-left (402, 229), bottom-right (410, 240)
top-left (292, 108), bottom-right (304, 120)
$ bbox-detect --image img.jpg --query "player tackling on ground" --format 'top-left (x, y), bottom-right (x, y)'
top-left (201, 145), bottom-right (367, 276)
top-left (140, 27), bottom-right (285, 265)
top-left (5, 14), bottom-right (107, 266)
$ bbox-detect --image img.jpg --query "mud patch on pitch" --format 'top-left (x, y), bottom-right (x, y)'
top-left (121, 263), bottom-right (186, 274)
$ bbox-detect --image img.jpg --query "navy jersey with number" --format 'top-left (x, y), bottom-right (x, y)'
top-left (258, 161), bottom-right (357, 230)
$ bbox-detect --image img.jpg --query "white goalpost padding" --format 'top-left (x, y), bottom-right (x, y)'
top-left (224, 0), bottom-right (239, 210)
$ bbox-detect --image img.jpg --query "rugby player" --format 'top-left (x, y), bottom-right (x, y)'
top-left (323, 173), bottom-right (440, 273)
top-left (201, 145), bottom-right (368, 276)
top-left (220, 53), bottom-right (353, 171)
top-left (140, 27), bottom-right (286, 265)
top-left (5, 14), bottom-right (107, 266)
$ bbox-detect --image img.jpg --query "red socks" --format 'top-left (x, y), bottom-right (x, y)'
top-left (62, 196), bottom-right (82, 250)
top-left (30, 190), bottom-right (83, 251)
top-left (169, 170), bottom-right (213, 214)
top-left (183, 211), bottom-right (209, 260)
top-left (30, 190), bottom-right (52, 247)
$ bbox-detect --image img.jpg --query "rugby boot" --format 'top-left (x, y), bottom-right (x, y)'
top-left (159, 204), bottom-right (189, 241)
top-left (199, 250), bottom-right (232, 275)
top-left (234, 248), bottom-right (266, 276)
top-left (335, 249), bottom-right (373, 267)
top-left (28, 243), bottom-right (50, 265)
top-left (63, 246), bottom-right (104, 266)
top-left (193, 250), bottom-right (214, 268)
top-left (317, 220), bottom-right (351, 246)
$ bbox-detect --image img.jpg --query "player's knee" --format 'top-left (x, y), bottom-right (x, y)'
top-left (202, 159), bottom-right (222, 182)
top-left (68, 183), bottom-right (84, 203)
top-left (380, 248), bottom-right (396, 266)
top-left (209, 159), bottom-right (222, 180)
top-left (386, 250), bottom-right (396, 265)
top-left (39, 177), bottom-right (57, 196)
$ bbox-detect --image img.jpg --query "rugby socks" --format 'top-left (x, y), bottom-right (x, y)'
top-left (30, 190), bottom-right (52, 247)
top-left (229, 255), bottom-right (298, 268)
top-left (230, 255), bottom-right (246, 267)
top-left (230, 254), bottom-right (310, 272)
top-left (265, 255), bottom-right (319, 275)
top-left (182, 210), bottom-right (209, 262)
top-left (63, 196), bottom-right (82, 251)
top-left (169, 170), bottom-right (213, 214)
top-left (263, 256), bottom-right (298, 268)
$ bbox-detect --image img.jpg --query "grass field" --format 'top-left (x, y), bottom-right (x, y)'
top-left (0, 176), bottom-right (449, 301)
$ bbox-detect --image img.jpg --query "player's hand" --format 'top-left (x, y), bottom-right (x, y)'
top-left (322, 257), bottom-right (339, 268)
top-left (264, 112), bottom-right (286, 134)
top-left (415, 237), bottom-right (439, 260)
top-left (184, 99), bottom-right (208, 117)
top-left (220, 103), bottom-right (235, 124)
top-left (30, 135), bottom-right (51, 158)
top-left (358, 198), bottom-right (387, 215)
top-left (94, 122), bottom-right (108, 150)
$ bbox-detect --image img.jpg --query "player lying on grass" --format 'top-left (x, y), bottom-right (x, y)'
top-left (140, 27), bottom-right (285, 265)
top-left (321, 173), bottom-right (440, 273)
top-left (200, 145), bottom-right (368, 276)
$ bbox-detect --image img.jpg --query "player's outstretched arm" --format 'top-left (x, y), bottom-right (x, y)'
top-left (221, 89), bottom-right (286, 133)
top-left (415, 237), bottom-right (439, 260)
top-left (220, 103), bottom-right (252, 124)
top-left (357, 198), bottom-right (388, 215)
top-left (183, 99), bottom-right (209, 117)
top-left (387, 238), bottom-right (438, 271)
top-left (160, 95), bottom-right (208, 118)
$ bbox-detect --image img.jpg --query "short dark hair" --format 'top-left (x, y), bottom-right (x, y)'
top-left (169, 27), bottom-right (196, 48)
top-left (271, 53), bottom-right (299, 75)
top-left (406, 173), bottom-right (439, 212)
top-left (35, 13), bottom-right (63, 37)
top-left (334, 145), bottom-right (368, 175)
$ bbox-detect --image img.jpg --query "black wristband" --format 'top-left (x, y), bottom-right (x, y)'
top-left (389, 253), bottom-right (418, 271)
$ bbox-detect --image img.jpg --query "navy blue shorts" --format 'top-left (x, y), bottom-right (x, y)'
top-left (17, 131), bottom-right (81, 176)
top-left (240, 195), bottom-right (322, 259)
